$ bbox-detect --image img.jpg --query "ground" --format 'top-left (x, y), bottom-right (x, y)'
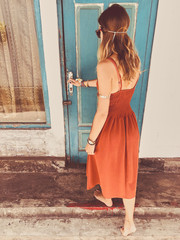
top-left (0, 158), bottom-right (179, 239)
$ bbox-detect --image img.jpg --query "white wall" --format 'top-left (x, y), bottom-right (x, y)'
top-left (0, 0), bottom-right (65, 157)
top-left (139, 0), bottom-right (180, 157)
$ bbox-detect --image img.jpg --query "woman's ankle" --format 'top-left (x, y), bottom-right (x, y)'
top-left (124, 217), bottom-right (135, 226)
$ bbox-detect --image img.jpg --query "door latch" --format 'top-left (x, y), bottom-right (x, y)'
top-left (67, 71), bottom-right (73, 96)
top-left (63, 100), bottom-right (72, 105)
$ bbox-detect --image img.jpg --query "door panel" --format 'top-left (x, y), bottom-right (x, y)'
top-left (76, 4), bottom-right (103, 126)
top-left (58, 0), bottom-right (159, 163)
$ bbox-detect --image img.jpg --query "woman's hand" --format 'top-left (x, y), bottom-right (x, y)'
top-left (85, 143), bottom-right (95, 155)
top-left (67, 78), bottom-right (81, 87)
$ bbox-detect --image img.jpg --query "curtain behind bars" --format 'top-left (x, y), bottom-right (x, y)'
top-left (0, 0), bottom-right (46, 123)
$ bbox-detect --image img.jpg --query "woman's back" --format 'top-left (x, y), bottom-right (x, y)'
top-left (97, 56), bottom-right (140, 101)
top-left (96, 57), bottom-right (140, 117)
top-left (108, 54), bottom-right (140, 93)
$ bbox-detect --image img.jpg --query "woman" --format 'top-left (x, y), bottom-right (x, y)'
top-left (68, 4), bottom-right (141, 237)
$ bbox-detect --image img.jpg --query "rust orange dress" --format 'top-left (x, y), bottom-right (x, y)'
top-left (86, 57), bottom-right (140, 199)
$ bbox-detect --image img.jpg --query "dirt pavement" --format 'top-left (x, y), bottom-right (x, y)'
top-left (0, 159), bottom-right (179, 239)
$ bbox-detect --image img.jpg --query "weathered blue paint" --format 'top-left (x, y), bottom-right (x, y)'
top-left (0, 124), bottom-right (51, 129)
top-left (33, 0), bottom-right (51, 127)
top-left (58, 0), bottom-right (80, 162)
top-left (56, 0), bottom-right (71, 159)
top-left (78, 5), bottom-right (101, 125)
top-left (58, 0), bottom-right (159, 163)
top-left (0, 0), bottom-right (51, 129)
top-left (138, 0), bottom-right (159, 136)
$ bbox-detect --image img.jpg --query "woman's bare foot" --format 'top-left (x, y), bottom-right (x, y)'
top-left (120, 219), bottom-right (136, 236)
top-left (94, 189), bottom-right (113, 207)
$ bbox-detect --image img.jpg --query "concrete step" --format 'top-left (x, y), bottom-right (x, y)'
top-left (0, 202), bottom-right (179, 218)
top-left (0, 216), bottom-right (179, 239)
top-left (0, 170), bottom-right (179, 219)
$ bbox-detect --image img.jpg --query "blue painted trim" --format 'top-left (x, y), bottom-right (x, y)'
top-left (0, 124), bottom-right (51, 129)
top-left (0, 0), bottom-right (51, 129)
top-left (33, 0), bottom-right (51, 126)
top-left (138, 0), bottom-right (159, 136)
top-left (56, 0), bottom-right (71, 158)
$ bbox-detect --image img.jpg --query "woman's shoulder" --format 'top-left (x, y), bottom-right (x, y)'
top-left (97, 58), bottom-right (114, 71)
top-left (96, 59), bottom-right (114, 84)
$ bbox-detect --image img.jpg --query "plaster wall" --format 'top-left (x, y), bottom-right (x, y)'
top-left (0, 0), bottom-right (65, 157)
top-left (139, 0), bottom-right (180, 157)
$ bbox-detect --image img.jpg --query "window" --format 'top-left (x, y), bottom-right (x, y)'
top-left (0, 0), bottom-right (50, 127)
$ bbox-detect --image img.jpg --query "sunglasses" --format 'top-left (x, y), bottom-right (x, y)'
top-left (95, 27), bottom-right (104, 38)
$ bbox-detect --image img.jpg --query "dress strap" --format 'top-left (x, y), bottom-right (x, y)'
top-left (108, 57), bottom-right (122, 90)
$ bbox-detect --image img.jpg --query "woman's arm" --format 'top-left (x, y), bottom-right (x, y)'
top-left (84, 79), bottom-right (97, 87)
top-left (67, 78), bottom-right (97, 88)
top-left (85, 61), bottom-right (112, 154)
top-left (88, 108), bottom-right (109, 142)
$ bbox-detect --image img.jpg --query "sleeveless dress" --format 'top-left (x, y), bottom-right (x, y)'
top-left (86, 57), bottom-right (140, 199)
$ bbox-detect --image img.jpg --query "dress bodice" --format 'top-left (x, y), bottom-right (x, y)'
top-left (96, 57), bottom-right (139, 116)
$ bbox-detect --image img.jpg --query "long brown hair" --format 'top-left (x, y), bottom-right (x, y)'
top-left (97, 4), bottom-right (141, 82)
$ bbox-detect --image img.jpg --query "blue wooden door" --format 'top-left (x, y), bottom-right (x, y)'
top-left (57, 0), bottom-right (159, 163)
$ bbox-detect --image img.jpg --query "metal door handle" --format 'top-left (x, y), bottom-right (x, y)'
top-left (67, 71), bottom-right (73, 96)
